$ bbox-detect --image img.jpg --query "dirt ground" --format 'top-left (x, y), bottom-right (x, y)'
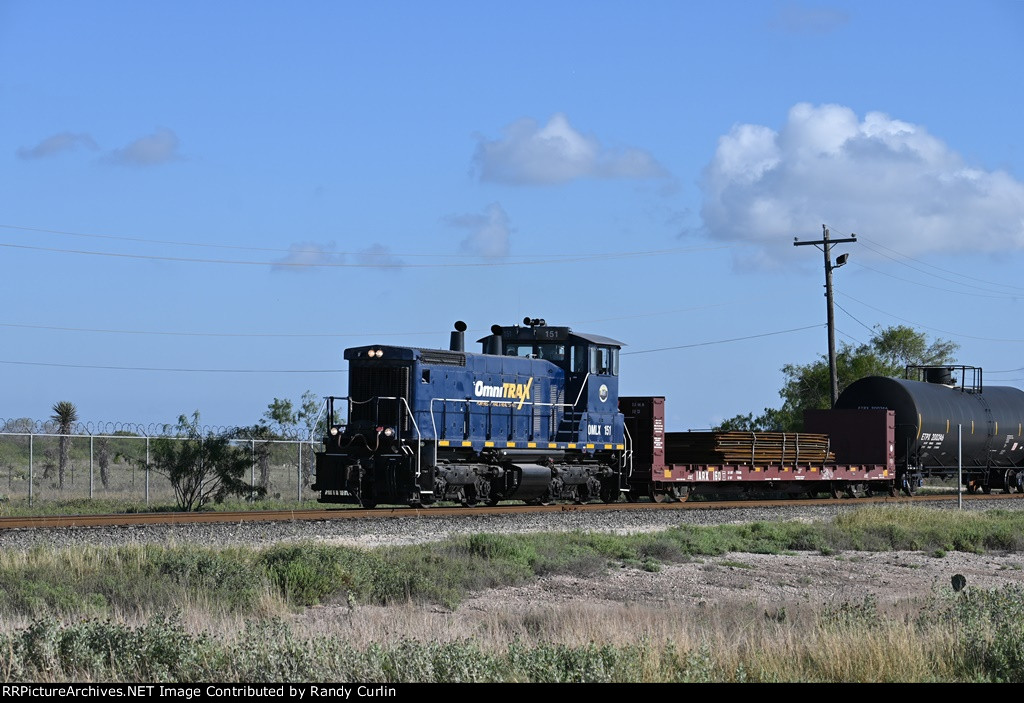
top-left (458, 549), bottom-right (1024, 612)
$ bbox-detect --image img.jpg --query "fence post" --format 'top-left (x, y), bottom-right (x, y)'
top-left (250, 440), bottom-right (255, 501)
top-left (90, 434), bottom-right (94, 499)
top-left (29, 433), bottom-right (33, 507)
top-left (297, 442), bottom-right (302, 503)
top-left (145, 436), bottom-right (150, 507)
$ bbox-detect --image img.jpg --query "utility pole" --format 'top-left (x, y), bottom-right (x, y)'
top-left (794, 225), bottom-right (857, 407)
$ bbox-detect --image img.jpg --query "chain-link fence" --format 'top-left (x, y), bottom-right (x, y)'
top-left (0, 430), bottom-right (319, 506)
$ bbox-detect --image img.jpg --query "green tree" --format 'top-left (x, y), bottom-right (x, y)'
top-left (261, 391), bottom-right (330, 490)
top-left (717, 326), bottom-right (959, 432)
top-left (262, 391), bottom-right (327, 439)
top-left (50, 401), bottom-right (78, 490)
top-left (147, 411), bottom-right (262, 511)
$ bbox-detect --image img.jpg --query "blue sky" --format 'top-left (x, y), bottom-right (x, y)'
top-left (2, 1), bottom-right (1023, 433)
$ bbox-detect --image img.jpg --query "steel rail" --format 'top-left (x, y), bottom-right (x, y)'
top-left (0, 492), bottom-right (1017, 530)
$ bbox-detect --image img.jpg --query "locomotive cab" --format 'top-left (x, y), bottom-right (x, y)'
top-left (478, 318), bottom-right (625, 446)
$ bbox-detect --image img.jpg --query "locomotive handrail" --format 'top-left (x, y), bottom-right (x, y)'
top-left (571, 373), bottom-right (591, 409)
top-left (331, 395), bottom-right (424, 484)
top-left (428, 396), bottom-right (595, 468)
top-left (309, 397), bottom-right (329, 443)
top-left (622, 422), bottom-right (634, 493)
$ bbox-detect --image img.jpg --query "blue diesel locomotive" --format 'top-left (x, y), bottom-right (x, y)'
top-left (312, 319), bottom-right (627, 507)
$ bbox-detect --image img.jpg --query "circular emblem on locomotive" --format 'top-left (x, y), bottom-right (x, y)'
top-left (599, 384), bottom-right (609, 402)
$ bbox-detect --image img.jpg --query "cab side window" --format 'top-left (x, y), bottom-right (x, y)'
top-left (588, 346), bottom-right (617, 375)
top-left (570, 345), bottom-right (588, 373)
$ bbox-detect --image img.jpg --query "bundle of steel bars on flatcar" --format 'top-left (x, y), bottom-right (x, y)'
top-left (664, 431), bottom-right (835, 465)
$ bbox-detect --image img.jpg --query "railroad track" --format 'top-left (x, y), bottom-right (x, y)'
top-left (0, 492), bottom-right (1016, 530)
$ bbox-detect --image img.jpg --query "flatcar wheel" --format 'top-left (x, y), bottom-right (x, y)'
top-left (828, 483), bottom-right (841, 500)
top-left (888, 484), bottom-right (898, 498)
top-left (845, 484), bottom-right (867, 499)
top-left (669, 485), bottom-right (689, 503)
top-left (649, 487), bottom-right (669, 503)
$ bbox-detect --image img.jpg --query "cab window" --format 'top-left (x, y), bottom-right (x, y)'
top-left (504, 344), bottom-right (533, 358)
top-left (588, 346), bottom-right (618, 375)
top-left (570, 345), bottom-right (587, 373)
top-left (536, 343), bottom-right (565, 361)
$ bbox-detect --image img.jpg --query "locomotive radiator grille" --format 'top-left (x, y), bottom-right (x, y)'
top-left (349, 364), bottom-right (411, 431)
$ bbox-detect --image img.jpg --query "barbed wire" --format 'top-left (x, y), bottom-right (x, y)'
top-left (0, 417), bottom-right (312, 440)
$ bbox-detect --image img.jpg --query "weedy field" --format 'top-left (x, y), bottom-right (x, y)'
top-left (0, 506), bottom-right (1023, 682)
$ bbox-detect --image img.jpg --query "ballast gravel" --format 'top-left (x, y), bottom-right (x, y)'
top-left (0, 497), bottom-right (1021, 552)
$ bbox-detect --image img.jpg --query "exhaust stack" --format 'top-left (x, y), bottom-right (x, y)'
top-left (449, 320), bottom-right (467, 352)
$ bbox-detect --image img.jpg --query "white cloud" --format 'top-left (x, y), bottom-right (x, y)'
top-left (445, 203), bottom-right (512, 257)
top-left (355, 244), bottom-right (404, 271)
top-left (271, 242), bottom-right (346, 272)
top-left (107, 128), bottom-right (181, 166)
top-left (473, 114), bottom-right (666, 185)
top-left (16, 132), bottom-right (98, 159)
top-left (700, 103), bottom-right (1024, 262)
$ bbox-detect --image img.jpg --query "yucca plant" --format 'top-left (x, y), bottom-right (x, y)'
top-left (51, 400), bottom-right (78, 490)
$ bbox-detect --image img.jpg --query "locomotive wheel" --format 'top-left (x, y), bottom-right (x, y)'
top-left (966, 482), bottom-right (978, 494)
top-left (600, 484), bottom-right (621, 504)
top-left (982, 483), bottom-right (992, 495)
top-left (624, 490), bottom-right (640, 503)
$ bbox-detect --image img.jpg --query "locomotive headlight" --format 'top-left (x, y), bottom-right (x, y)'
top-left (376, 349), bottom-right (384, 357)
top-left (329, 426), bottom-right (339, 436)
top-left (383, 427), bottom-right (394, 437)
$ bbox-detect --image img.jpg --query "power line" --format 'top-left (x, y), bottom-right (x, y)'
top-left (623, 324), bottom-right (822, 355)
top-left (0, 324), bottom-right (823, 370)
top-left (0, 321), bottom-right (441, 339)
top-left (839, 293), bottom-right (1024, 343)
top-left (0, 223), bottom-right (602, 259)
top-left (853, 232), bottom-right (1024, 294)
top-left (835, 327), bottom-right (865, 346)
top-left (0, 302), bottom-right (746, 339)
top-left (0, 240), bottom-right (734, 269)
top-left (833, 300), bottom-right (876, 336)
top-left (849, 260), bottom-right (1020, 299)
top-left (0, 359), bottom-right (341, 373)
